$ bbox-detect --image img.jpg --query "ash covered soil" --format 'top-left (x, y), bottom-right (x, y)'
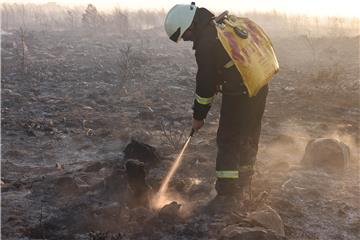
top-left (1, 28), bottom-right (360, 240)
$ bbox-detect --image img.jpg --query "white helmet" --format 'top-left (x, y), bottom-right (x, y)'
top-left (164, 2), bottom-right (197, 42)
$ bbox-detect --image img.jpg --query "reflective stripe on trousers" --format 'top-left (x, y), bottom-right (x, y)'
top-left (216, 170), bottom-right (239, 179)
top-left (216, 165), bottom-right (254, 179)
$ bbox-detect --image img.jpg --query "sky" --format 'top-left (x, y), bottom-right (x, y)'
top-left (2, 0), bottom-right (360, 17)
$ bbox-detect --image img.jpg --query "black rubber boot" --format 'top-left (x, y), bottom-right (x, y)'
top-left (200, 179), bottom-right (244, 215)
top-left (204, 194), bottom-right (242, 215)
top-left (215, 179), bottom-right (244, 196)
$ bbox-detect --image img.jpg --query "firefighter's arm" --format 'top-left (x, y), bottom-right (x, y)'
top-left (193, 45), bottom-right (217, 121)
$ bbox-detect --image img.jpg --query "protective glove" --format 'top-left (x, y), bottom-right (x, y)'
top-left (192, 118), bottom-right (204, 131)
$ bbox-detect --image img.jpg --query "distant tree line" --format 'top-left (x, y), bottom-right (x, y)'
top-left (0, 2), bottom-right (166, 33)
top-left (1, 2), bottom-right (359, 37)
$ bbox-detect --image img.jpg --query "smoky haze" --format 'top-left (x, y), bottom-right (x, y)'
top-left (1, 1), bottom-right (359, 240)
top-left (2, 0), bottom-right (360, 17)
top-left (1, 2), bottom-right (359, 37)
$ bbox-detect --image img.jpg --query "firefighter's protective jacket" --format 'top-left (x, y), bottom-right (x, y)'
top-left (192, 8), bottom-right (247, 120)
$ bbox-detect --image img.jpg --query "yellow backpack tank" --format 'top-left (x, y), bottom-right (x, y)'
top-left (214, 12), bottom-right (279, 97)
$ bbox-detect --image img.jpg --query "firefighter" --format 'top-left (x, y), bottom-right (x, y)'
top-left (164, 3), bottom-right (270, 211)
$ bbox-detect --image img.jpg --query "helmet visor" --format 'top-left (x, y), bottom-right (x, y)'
top-left (169, 27), bottom-right (181, 42)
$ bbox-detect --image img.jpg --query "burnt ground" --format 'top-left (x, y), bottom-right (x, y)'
top-left (1, 27), bottom-right (360, 240)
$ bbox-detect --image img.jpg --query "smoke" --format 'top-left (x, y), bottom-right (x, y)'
top-left (151, 136), bottom-right (191, 210)
top-left (150, 190), bottom-right (185, 210)
top-left (259, 120), bottom-right (359, 172)
top-left (328, 126), bottom-right (359, 164)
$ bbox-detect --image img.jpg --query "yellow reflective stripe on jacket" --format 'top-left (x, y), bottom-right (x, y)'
top-left (216, 170), bottom-right (239, 179)
top-left (224, 60), bottom-right (235, 69)
top-left (195, 94), bottom-right (214, 105)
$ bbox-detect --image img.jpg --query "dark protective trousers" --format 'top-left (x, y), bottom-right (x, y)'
top-left (215, 85), bottom-right (268, 196)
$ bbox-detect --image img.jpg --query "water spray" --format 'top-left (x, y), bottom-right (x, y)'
top-left (152, 128), bottom-right (195, 209)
